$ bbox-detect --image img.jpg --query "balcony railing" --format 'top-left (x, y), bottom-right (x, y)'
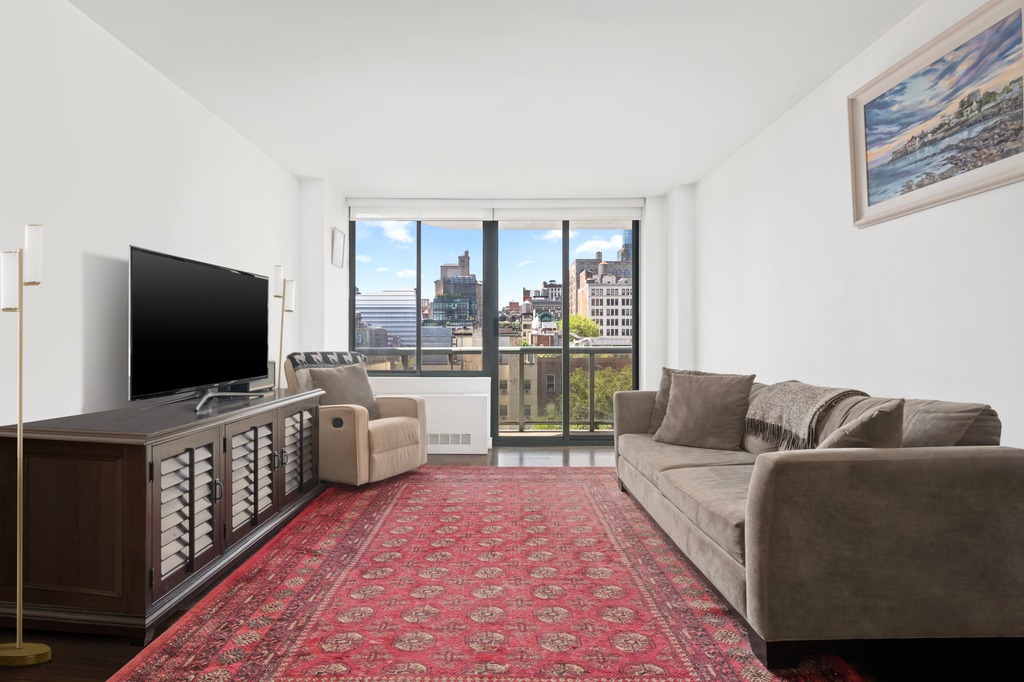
top-left (356, 345), bottom-right (633, 435)
top-left (498, 346), bottom-right (632, 434)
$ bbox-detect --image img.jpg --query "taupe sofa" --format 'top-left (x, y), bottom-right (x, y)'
top-left (613, 382), bottom-right (1024, 667)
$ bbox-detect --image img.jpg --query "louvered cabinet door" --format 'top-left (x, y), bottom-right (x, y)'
top-left (151, 429), bottom-right (223, 599)
top-left (224, 414), bottom-right (278, 548)
top-left (280, 407), bottom-right (316, 507)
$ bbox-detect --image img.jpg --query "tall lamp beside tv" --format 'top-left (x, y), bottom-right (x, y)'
top-left (273, 265), bottom-right (296, 389)
top-left (0, 224), bottom-right (51, 667)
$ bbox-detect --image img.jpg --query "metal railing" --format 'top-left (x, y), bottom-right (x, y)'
top-left (356, 345), bottom-right (633, 435)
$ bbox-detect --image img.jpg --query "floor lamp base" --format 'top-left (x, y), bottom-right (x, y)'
top-left (0, 641), bottom-right (52, 666)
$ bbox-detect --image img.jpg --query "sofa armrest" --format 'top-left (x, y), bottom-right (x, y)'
top-left (316, 404), bottom-right (371, 485)
top-left (613, 391), bottom-right (656, 456)
top-left (745, 446), bottom-right (1024, 643)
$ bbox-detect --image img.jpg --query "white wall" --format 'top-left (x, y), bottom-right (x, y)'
top-left (691, 0), bottom-right (1024, 444)
top-left (0, 0), bottom-right (300, 422)
top-left (297, 179), bottom-right (349, 357)
top-left (639, 196), bottom-right (668, 389)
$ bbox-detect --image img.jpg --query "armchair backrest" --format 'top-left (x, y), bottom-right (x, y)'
top-left (285, 351), bottom-right (367, 390)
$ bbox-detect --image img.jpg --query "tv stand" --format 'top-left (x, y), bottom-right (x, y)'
top-left (195, 390), bottom-right (264, 412)
top-left (0, 389), bottom-right (324, 644)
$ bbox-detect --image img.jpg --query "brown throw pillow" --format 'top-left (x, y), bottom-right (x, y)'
top-left (308, 365), bottom-right (380, 420)
top-left (653, 373), bottom-right (755, 450)
top-left (817, 398), bottom-right (904, 449)
top-left (650, 367), bottom-right (755, 434)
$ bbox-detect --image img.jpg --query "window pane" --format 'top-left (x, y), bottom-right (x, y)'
top-left (568, 220), bottom-right (633, 432)
top-left (497, 221), bottom-right (563, 434)
top-left (421, 220), bottom-right (483, 372)
top-left (353, 220), bottom-right (418, 371)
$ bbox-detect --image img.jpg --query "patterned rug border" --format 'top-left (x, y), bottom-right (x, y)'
top-left (112, 467), bottom-right (862, 682)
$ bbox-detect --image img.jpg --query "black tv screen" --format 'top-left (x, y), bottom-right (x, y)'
top-left (130, 247), bottom-right (269, 401)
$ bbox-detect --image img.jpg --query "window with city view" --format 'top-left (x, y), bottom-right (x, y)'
top-left (351, 218), bottom-right (636, 438)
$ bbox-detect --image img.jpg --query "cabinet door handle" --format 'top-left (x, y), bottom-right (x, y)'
top-left (281, 448), bottom-right (289, 465)
top-left (212, 478), bottom-right (223, 502)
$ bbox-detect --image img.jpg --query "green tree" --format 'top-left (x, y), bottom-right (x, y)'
top-left (538, 365), bottom-right (632, 430)
top-left (558, 313), bottom-right (600, 339)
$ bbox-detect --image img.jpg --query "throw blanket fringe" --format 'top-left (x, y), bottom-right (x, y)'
top-left (745, 381), bottom-right (867, 451)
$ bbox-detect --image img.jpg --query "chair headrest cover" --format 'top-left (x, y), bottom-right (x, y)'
top-left (286, 351), bottom-right (366, 370)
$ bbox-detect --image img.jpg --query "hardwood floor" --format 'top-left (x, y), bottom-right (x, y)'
top-left (0, 446), bottom-right (1013, 681)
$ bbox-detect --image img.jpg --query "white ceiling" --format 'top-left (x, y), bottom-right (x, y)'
top-left (67, 0), bottom-right (926, 199)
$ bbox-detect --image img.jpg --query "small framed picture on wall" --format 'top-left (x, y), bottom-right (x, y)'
top-left (331, 227), bottom-right (345, 268)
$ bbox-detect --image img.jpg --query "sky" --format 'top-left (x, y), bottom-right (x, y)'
top-left (353, 221), bottom-right (630, 308)
top-left (864, 8), bottom-right (1022, 167)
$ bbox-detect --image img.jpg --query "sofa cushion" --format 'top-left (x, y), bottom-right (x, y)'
top-left (618, 433), bottom-right (756, 483)
top-left (902, 399), bottom-right (1000, 447)
top-left (654, 373), bottom-right (755, 450)
top-left (658, 465), bottom-right (753, 564)
top-left (308, 364), bottom-right (380, 420)
top-left (817, 399), bottom-right (904, 449)
top-left (649, 367), bottom-right (755, 434)
top-left (368, 416), bottom-right (420, 452)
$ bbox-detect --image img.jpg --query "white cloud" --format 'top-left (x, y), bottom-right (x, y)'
top-left (355, 254), bottom-right (372, 263)
top-left (575, 233), bottom-right (623, 256)
top-left (396, 269), bottom-right (416, 278)
top-left (517, 260), bottom-right (532, 268)
top-left (361, 220), bottom-right (415, 245)
top-left (375, 266), bottom-right (389, 272)
top-left (382, 222), bottom-right (415, 244)
top-left (538, 230), bottom-right (578, 241)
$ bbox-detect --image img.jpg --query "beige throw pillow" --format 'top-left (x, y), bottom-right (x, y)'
top-left (817, 398), bottom-right (904, 449)
top-left (653, 373), bottom-right (755, 450)
top-left (308, 365), bottom-right (380, 420)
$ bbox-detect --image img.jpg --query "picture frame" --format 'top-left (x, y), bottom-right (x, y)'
top-left (848, 0), bottom-right (1023, 228)
top-left (331, 227), bottom-right (345, 268)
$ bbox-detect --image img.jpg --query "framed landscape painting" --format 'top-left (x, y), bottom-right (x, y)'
top-left (849, 0), bottom-right (1024, 227)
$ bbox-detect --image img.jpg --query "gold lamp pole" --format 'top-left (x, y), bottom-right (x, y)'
top-left (273, 266), bottom-right (296, 390)
top-left (0, 224), bottom-right (51, 667)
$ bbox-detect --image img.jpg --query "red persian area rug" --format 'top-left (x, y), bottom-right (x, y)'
top-left (111, 467), bottom-right (863, 681)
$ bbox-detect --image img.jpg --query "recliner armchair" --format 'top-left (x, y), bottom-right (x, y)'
top-left (285, 351), bottom-right (427, 486)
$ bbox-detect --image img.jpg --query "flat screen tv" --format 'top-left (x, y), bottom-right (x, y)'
top-left (129, 246), bottom-right (269, 403)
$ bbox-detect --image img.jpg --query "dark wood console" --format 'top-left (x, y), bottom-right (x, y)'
top-left (0, 389), bottom-right (323, 644)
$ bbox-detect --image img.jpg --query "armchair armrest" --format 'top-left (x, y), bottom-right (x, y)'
top-left (316, 404), bottom-right (371, 485)
top-left (745, 446), bottom-right (1024, 643)
top-left (377, 395), bottom-right (428, 459)
top-left (377, 395), bottom-right (427, 420)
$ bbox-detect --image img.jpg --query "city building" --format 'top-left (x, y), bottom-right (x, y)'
top-left (433, 251), bottom-right (482, 327)
top-left (354, 289), bottom-right (418, 348)
top-left (577, 260), bottom-right (633, 342)
top-left (568, 250), bottom-right (633, 316)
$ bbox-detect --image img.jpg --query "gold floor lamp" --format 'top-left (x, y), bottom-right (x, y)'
top-left (0, 224), bottom-right (51, 667)
top-left (273, 265), bottom-right (296, 389)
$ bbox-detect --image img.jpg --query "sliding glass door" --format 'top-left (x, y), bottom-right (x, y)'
top-left (494, 220), bottom-right (635, 444)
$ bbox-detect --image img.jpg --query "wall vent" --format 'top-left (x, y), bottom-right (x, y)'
top-left (428, 433), bottom-right (473, 446)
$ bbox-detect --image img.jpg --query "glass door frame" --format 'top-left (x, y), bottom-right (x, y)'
top-left (488, 219), bottom-right (639, 447)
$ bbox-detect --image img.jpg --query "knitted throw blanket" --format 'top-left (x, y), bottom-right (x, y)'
top-left (745, 380), bottom-right (867, 451)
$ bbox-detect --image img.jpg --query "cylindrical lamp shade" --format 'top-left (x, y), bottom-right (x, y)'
top-left (273, 265), bottom-right (285, 298)
top-left (1, 251), bottom-right (19, 311)
top-left (23, 224), bottom-right (42, 285)
top-left (284, 279), bottom-right (296, 312)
